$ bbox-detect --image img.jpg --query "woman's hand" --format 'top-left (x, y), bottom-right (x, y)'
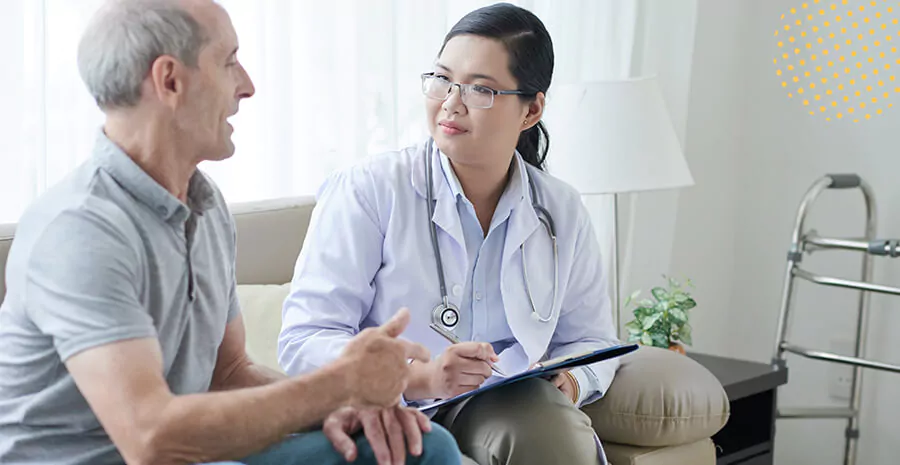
top-left (551, 371), bottom-right (579, 404)
top-left (405, 342), bottom-right (498, 400)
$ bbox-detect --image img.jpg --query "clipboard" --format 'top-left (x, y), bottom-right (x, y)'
top-left (415, 343), bottom-right (639, 412)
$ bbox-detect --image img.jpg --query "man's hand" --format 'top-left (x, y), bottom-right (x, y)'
top-left (340, 308), bottom-right (430, 408)
top-left (551, 371), bottom-right (579, 404)
top-left (323, 406), bottom-right (433, 465)
top-left (406, 342), bottom-right (498, 400)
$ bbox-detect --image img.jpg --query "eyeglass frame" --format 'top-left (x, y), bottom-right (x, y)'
top-left (420, 72), bottom-right (537, 109)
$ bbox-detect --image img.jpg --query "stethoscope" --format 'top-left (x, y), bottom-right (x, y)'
top-left (424, 139), bottom-right (559, 332)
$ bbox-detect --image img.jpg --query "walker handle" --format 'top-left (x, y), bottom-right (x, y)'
top-left (826, 174), bottom-right (861, 189)
top-left (868, 240), bottom-right (900, 258)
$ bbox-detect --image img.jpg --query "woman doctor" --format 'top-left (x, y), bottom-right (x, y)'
top-left (279, 3), bottom-right (619, 464)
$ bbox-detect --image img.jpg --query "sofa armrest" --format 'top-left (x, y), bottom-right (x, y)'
top-left (581, 346), bottom-right (730, 447)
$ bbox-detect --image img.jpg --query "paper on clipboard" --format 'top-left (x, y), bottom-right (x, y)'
top-left (415, 343), bottom-right (639, 412)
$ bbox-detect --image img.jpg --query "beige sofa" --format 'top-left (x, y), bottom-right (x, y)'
top-left (0, 196), bottom-right (729, 465)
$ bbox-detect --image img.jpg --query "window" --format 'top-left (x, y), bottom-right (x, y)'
top-left (0, 0), bottom-right (636, 223)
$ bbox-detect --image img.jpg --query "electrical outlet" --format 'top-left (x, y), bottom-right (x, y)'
top-left (828, 339), bottom-right (855, 400)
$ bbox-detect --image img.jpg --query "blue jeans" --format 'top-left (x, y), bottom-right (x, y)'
top-left (205, 423), bottom-right (461, 465)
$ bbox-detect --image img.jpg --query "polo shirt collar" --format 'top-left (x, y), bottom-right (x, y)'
top-left (93, 130), bottom-right (216, 224)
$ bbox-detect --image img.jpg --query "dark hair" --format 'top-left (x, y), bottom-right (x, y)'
top-left (439, 3), bottom-right (554, 171)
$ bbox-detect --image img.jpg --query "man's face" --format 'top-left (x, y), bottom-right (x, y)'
top-left (177, 3), bottom-right (255, 162)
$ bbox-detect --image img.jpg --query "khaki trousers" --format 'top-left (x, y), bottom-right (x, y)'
top-left (434, 378), bottom-right (602, 465)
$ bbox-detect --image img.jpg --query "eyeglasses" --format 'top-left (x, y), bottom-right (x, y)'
top-left (421, 72), bottom-right (536, 109)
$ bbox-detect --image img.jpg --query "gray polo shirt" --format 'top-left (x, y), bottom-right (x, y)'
top-left (0, 131), bottom-right (241, 464)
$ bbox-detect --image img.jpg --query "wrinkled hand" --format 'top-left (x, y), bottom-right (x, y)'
top-left (551, 371), bottom-right (578, 404)
top-left (323, 406), bottom-right (433, 465)
top-left (412, 342), bottom-right (498, 399)
top-left (341, 309), bottom-right (431, 408)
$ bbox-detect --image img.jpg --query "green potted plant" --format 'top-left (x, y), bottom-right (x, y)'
top-left (623, 276), bottom-right (696, 354)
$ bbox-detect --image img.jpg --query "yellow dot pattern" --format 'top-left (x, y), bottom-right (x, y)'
top-left (775, 0), bottom-right (900, 122)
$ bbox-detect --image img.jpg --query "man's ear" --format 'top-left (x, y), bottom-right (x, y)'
top-left (522, 92), bottom-right (546, 131)
top-left (148, 56), bottom-right (186, 108)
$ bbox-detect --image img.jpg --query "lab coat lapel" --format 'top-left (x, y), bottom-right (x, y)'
top-left (501, 160), bottom-right (541, 266)
top-left (410, 141), bottom-right (465, 251)
top-left (432, 196), bottom-right (464, 251)
top-left (500, 171), bottom-right (555, 364)
top-left (502, 198), bottom-right (541, 264)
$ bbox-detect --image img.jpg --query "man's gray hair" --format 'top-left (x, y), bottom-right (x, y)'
top-left (77, 0), bottom-right (208, 109)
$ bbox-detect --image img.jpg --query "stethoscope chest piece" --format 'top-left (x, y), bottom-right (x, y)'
top-left (433, 302), bottom-right (460, 329)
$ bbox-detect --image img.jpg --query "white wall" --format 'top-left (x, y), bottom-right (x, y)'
top-left (672, 0), bottom-right (900, 463)
top-left (666, 0), bottom-right (749, 356)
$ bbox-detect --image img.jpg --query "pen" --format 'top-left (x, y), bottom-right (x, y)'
top-left (429, 323), bottom-right (507, 377)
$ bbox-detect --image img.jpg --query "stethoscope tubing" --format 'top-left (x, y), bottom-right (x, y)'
top-left (424, 139), bottom-right (558, 329)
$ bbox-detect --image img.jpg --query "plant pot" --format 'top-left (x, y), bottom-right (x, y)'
top-left (668, 343), bottom-right (686, 355)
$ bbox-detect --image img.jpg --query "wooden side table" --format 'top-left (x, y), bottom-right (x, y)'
top-left (687, 353), bottom-right (789, 465)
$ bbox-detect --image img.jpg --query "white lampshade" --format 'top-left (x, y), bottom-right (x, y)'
top-left (543, 77), bottom-right (694, 194)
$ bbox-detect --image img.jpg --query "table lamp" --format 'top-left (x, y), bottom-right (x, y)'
top-left (542, 76), bottom-right (694, 336)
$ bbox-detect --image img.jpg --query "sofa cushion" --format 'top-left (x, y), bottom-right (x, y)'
top-left (231, 198), bottom-right (314, 286)
top-left (604, 437), bottom-right (716, 465)
top-left (235, 283), bottom-right (291, 373)
top-left (582, 346), bottom-right (729, 447)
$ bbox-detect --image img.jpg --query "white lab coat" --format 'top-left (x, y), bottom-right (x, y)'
top-left (278, 140), bottom-right (620, 404)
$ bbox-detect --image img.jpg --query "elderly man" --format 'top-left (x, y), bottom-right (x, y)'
top-left (0, 1), bottom-right (460, 464)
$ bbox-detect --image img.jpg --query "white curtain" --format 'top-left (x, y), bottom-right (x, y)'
top-left (0, 0), bottom-right (643, 224)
